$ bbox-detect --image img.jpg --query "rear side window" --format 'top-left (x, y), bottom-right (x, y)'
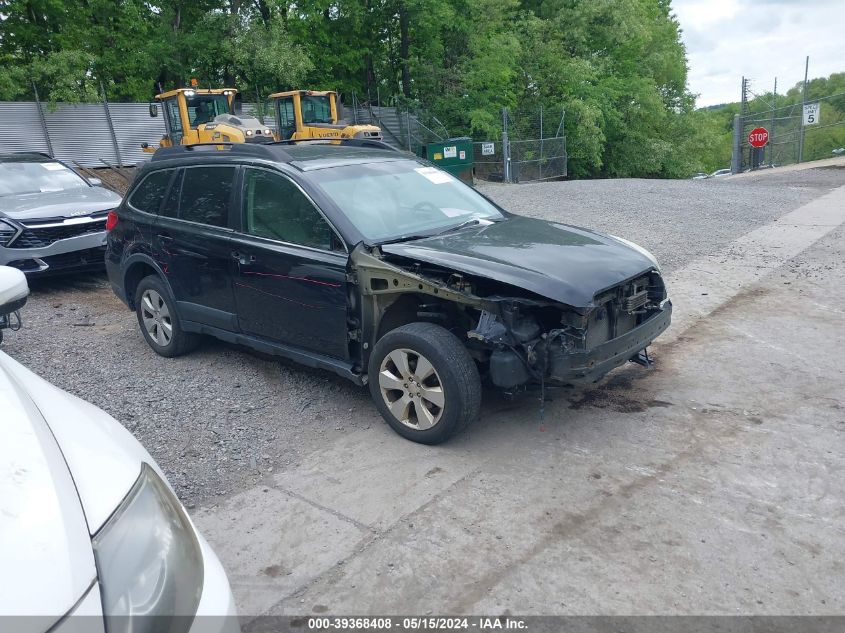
top-left (174, 166), bottom-right (235, 228)
top-left (128, 169), bottom-right (173, 213)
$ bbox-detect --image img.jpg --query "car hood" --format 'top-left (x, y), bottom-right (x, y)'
top-left (381, 215), bottom-right (657, 308)
top-left (0, 357), bottom-right (96, 620)
top-left (1, 352), bottom-right (154, 534)
top-left (0, 187), bottom-right (122, 221)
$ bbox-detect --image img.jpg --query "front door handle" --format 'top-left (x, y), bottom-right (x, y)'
top-left (157, 233), bottom-right (174, 244)
top-left (231, 251), bottom-right (256, 266)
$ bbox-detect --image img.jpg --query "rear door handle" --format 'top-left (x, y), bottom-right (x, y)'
top-left (231, 251), bottom-right (256, 265)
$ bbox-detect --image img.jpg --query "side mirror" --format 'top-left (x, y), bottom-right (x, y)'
top-left (0, 266), bottom-right (28, 342)
top-left (149, 103), bottom-right (158, 117)
top-left (88, 177), bottom-right (102, 187)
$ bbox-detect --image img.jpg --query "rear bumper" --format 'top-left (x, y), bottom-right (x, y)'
top-left (105, 256), bottom-right (129, 306)
top-left (548, 301), bottom-right (673, 385)
top-left (1, 231), bottom-right (108, 275)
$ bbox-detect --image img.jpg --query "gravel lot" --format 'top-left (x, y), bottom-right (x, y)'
top-left (4, 167), bottom-right (845, 507)
top-left (478, 166), bottom-right (845, 271)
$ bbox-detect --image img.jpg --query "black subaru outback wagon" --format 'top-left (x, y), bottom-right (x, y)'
top-left (106, 142), bottom-right (671, 444)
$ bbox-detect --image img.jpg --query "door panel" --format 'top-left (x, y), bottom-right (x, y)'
top-left (231, 167), bottom-right (349, 358)
top-left (155, 166), bottom-right (237, 327)
top-left (230, 235), bottom-right (348, 357)
top-left (163, 98), bottom-right (184, 145)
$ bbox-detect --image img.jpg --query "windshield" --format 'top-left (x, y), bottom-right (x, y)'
top-left (0, 161), bottom-right (88, 197)
top-left (310, 160), bottom-right (504, 242)
top-left (300, 95), bottom-right (333, 124)
top-left (186, 94), bottom-right (231, 127)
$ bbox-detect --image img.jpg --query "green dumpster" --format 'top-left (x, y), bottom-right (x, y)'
top-left (422, 137), bottom-right (474, 185)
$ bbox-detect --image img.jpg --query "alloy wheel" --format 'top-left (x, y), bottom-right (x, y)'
top-left (378, 348), bottom-right (445, 430)
top-left (140, 289), bottom-right (173, 347)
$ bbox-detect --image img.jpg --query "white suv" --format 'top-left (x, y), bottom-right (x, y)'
top-left (0, 266), bottom-right (239, 633)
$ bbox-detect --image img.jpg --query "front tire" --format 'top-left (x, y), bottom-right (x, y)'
top-left (134, 275), bottom-right (199, 357)
top-left (368, 322), bottom-right (481, 444)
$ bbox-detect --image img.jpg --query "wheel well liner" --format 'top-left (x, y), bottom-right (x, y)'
top-left (123, 257), bottom-right (166, 310)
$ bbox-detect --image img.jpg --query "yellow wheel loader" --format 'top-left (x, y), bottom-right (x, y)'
top-left (143, 87), bottom-right (274, 152)
top-left (268, 90), bottom-right (382, 142)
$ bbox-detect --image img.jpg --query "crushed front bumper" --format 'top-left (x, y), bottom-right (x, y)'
top-left (0, 231), bottom-right (108, 275)
top-left (548, 301), bottom-right (673, 385)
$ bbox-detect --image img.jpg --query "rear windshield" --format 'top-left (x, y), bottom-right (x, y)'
top-left (309, 160), bottom-right (503, 241)
top-left (0, 161), bottom-right (88, 197)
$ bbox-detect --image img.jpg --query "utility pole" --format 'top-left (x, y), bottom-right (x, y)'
top-left (770, 77), bottom-right (777, 167)
top-left (798, 56), bottom-right (809, 163)
top-left (731, 114), bottom-right (742, 174)
top-left (737, 76), bottom-right (750, 172)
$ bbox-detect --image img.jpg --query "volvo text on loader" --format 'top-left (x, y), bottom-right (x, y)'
top-left (268, 90), bottom-right (382, 142)
top-left (143, 87), bottom-right (273, 152)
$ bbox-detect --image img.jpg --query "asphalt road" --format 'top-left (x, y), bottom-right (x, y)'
top-left (3, 166), bottom-right (845, 620)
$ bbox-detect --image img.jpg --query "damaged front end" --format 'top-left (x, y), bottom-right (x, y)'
top-left (350, 244), bottom-right (671, 390)
top-left (470, 273), bottom-right (672, 389)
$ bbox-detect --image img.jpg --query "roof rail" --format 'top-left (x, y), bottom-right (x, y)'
top-left (270, 138), bottom-right (401, 152)
top-left (150, 142), bottom-right (292, 162)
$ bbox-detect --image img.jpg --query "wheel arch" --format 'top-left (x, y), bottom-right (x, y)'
top-left (123, 254), bottom-right (171, 310)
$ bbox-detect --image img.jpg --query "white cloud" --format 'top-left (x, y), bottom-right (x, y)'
top-left (672, 0), bottom-right (845, 107)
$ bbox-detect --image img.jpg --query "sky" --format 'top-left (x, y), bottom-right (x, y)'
top-left (673, 0), bottom-right (845, 107)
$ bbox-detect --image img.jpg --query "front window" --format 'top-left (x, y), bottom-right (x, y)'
top-left (186, 94), bottom-right (231, 127)
top-left (242, 168), bottom-right (339, 251)
top-left (309, 160), bottom-right (504, 242)
top-left (0, 161), bottom-right (89, 197)
top-left (300, 95), bottom-right (332, 124)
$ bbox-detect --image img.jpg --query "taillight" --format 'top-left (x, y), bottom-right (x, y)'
top-left (105, 210), bottom-right (119, 231)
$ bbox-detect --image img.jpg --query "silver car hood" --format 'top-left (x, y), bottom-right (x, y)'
top-left (0, 187), bottom-right (122, 221)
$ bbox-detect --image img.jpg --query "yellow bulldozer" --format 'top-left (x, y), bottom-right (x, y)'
top-left (268, 90), bottom-right (382, 142)
top-left (143, 87), bottom-right (274, 152)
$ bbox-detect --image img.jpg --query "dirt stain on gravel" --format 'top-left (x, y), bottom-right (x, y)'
top-left (565, 367), bottom-right (673, 413)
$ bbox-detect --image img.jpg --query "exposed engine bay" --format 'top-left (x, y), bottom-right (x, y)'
top-left (351, 244), bottom-right (672, 390)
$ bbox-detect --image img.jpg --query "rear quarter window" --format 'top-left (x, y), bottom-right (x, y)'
top-left (128, 169), bottom-right (174, 214)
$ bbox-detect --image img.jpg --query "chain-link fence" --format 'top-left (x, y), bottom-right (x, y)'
top-left (735, 90), bottom-right (845, 172)
top-left (473, 140), bottom-right (506, 182)
top-left (474, 105), bottom-right (567, 183)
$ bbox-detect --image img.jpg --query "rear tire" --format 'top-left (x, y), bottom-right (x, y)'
top-left (368, 322), bottom-right (481, 444)
top-left (134, 275), bottom-right (199, 358)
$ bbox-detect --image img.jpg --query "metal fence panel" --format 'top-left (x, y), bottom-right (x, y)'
top-left (109, 103), bottom-right (166, 167)
top-left (473, 105), bottom-right (568, 183)
top-left (0, 100), bottom-right (270, 168)
top-left (510, 137), bottom-right (568, 183)
top-left (0, 102), bottom-right (51, 155)
top-left (42, 103), bottom-right (119, 167)
top-left (242, 103), bottom-right (276, 131)
top-left (736, 89), bottom-right (845, 172)
top-left (472, 141), bottom-right (505, 182)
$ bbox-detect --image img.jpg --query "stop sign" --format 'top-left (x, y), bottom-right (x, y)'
top-left (748, 127), bottom-right (769, 148)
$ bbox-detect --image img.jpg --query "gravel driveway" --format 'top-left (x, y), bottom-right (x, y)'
top-left (4, 167), bottom-right (844, 506)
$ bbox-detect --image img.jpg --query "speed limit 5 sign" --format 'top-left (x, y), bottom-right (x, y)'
top-left (803, 103), bottom-right (820, 125)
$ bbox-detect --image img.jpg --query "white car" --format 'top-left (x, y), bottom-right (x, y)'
top-left (0, 266), bottom-right (239, 633)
